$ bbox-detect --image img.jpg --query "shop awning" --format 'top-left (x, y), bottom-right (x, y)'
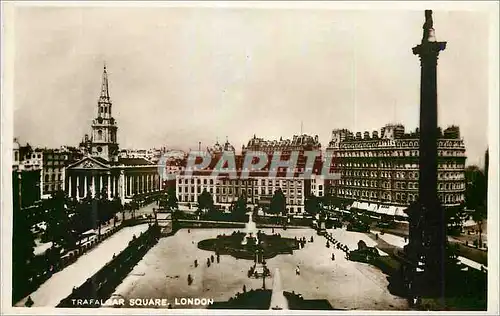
top-left (395, 207), bottom-right (409, 218)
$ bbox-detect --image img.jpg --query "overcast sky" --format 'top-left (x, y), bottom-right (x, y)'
top-left (13, 5), bottom-right (490, 166)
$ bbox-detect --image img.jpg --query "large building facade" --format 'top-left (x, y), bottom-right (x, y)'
top-left (65, 66), bottom-right (162, 203)
top-left (326, 124), bottom-right (466, 209)
top-left (175, 135), bottom-right (323, 214)
top-left (13, 139), bottom-right (83, 199)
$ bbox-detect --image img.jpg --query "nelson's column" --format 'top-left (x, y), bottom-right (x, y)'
top-left (404, 10), bottom-right (448, 303)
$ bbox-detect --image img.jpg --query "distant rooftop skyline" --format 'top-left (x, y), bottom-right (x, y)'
top-left (13, 6), bottom-right (490, 167)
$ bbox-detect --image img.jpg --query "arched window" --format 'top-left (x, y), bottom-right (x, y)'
top-left (98, 130), bottom-right (103, 140)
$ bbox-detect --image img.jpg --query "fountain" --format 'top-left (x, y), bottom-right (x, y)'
top-left (197, 211), bottom-right (301, 261)
top-left (241, 212), bottom-right (259, 246)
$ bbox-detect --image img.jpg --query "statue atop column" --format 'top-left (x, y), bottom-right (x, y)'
top-left (422, 10), bottom-right (436, 43)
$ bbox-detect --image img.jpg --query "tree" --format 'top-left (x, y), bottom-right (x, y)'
top-left (232, 195), bottom-right (247, 219)
top-left (269, 188), bottom-right (286, 215)
top-left (112, 196), bottom-right (124, 224)
top-left (465, 166), bottom-right (487, 213)
top-left (465, 165), bottom-right (487, 247)
top-left (129, 200), bottom-right (139, 219)
top-left (12, 203), bottom-right (35, 301)
top-left (198, 189), bottom-right (214, 214)
top-left (305, 194), bottom-right (322, 216)
top-left (472, 204), bottom-right (487, 248)
top-left (166, 186), bottom-right (178, 211)
top-left (44, 191), bottom-right (73, 248)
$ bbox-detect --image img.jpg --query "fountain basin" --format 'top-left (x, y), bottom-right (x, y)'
top-left (197, 231), bottom-right (301, 261)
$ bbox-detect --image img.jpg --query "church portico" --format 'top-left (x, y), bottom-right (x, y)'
top-left (66, 157), bottom-right (160, 202)
top-left (65, 65), bottom-right (163, 204)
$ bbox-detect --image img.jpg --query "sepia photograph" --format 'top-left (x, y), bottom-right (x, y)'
top-left (1, 1), bottom-right (498, 314)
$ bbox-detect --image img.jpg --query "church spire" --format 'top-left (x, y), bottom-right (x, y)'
top-left (100, 63), bottom-right (110, 102)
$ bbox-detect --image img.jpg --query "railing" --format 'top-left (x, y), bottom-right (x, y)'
top-left (57, 225), bottom-right (161, 308)
top-left (13, 225), bottom-right (123, 304)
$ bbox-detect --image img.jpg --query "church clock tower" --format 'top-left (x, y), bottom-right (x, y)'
top-left (91, 65), bottom-right (119, 162)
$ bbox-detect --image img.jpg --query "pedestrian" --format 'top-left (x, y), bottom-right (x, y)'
top-left (187, 274), bottom-right (193, 285)
top-left (375, 233), bottom-right (378, 240)
top-left (211, 255), bottom-right (214, 263)
top-left (295, 265), bottom-right (300, 275)
top-left (243, 285), bottom-right (247, 293)
top-left (217, 255), bottom-right (220, 263)
top-left (25, 296), bottom-right (34, 307)
top-left (188, 229), bottom-right (190, 233)
top-left (332, 253), bottom-right (335, 261)
top-left (194, 259), bottom-right (198, 267)
top-left (404, 236), bottom-right (407, 243)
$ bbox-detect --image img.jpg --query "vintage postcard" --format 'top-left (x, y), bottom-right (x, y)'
top-left (1, 1), bottom-right (498, 315)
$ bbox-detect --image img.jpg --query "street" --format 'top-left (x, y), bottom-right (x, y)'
top-left (15, 224), bottom-right (149, 307)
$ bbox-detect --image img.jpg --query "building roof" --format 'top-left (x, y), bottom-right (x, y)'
top-left (116, 157), bottom-right (154, 166)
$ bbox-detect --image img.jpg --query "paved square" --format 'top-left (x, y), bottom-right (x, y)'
top-left (112, 227), bottom-right (408, 310)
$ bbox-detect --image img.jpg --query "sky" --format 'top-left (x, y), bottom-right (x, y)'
top-left (12, 4), bottom-right (491, 166)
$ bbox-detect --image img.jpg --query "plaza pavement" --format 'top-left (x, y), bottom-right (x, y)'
top-left (111, 227), bottom-right (408, 310)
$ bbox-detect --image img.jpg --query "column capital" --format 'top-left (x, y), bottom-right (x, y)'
top-left (412, 41), bottom-right (447, 58)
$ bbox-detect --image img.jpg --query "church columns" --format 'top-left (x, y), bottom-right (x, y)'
top-left (76, 176), bottom-right (81, 201)
top-left (84, 176), bottom-right (88, 198)
top-left (107, 174), bottom-right (111, 200)
top-left (100, 175), bottom-right (103, 197)
top-left (139, 175), bottom-right (142, 194)
top-left (68, 175), bottom-right (72, 198)
top-left (92, 175), bottom-right (96, 198)
top-left (119, 171), bottom-right (125, 203)
top-left (113, 176), bottom-right (117, 197)
top-left (125, 175), bottom-right (128, 196)
top-left (142, 175), bottom-right (145, 193)
top-left (159, 174), bottom-right (163, 191)
top-left (136, 176), bottom-right (139, 194)
top-left (128, 175), bottom-right (132, 197)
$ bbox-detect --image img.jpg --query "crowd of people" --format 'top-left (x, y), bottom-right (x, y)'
top-left (324, 232), bottom-right (351, 260)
